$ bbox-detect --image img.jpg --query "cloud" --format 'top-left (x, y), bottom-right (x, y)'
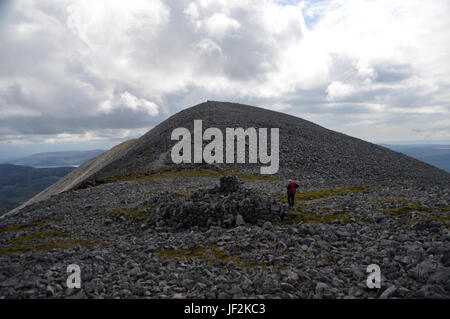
top-left (204, 13), bottom-right (241, 38)
top-left (100, 92), bottom-right (159, 117)
top-left (326, 82), bottom-right (357, 101)
top-left (0, 0), bottom-right (449, 150)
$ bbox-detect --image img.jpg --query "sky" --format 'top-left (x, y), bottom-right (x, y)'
top-left (0, 0), bottom-right (449, 158)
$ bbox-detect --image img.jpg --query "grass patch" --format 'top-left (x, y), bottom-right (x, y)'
top-left (373, 198), bottom-right (409, 204)
top-left (157, 246), bottom-right (207, 259)
top-left (233, 173), bottom-right (280, 181)
top-left (282, 210), bottom-right (351, 225)
top-left (0, 224), bottom-right (101, 256)
top-left (0, 220), bottom-right (56, 234)
top-left (0, 239), bottom-right (102, 256)
top-left (157, 245), bottom-right (267, 270)
top-left (295, 186), bottom-right (369, 201)
top-left (8, 230), bottom-right (71, 245)
top-left (271, 186), bottom-right (369, 204)
top-left (121, 139), bottom-right (136, 147)
top-left (429, 214), bottom-right (450, 223)
top-left (98, 166), bottom-right (281, 184)
top-left (99, 167), bottom-right (216, 183)
top-left (377, 205), bottom-right (450, 217)
top-left (103, 208), bottom-right (151, 219)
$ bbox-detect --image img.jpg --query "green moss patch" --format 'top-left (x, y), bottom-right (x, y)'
top-left (233, 173), bottom-right (280, 181)
top-left (282, 210), bottom-right (352, 225)
top-left (98, 166), bottom-right (281, 185)
top-left (377, 205), bottom-right (450, 217)
top-left (0, 220), bottom-right (56, 234)
top-left (295, 186), bottom-right (369, 201)
top-left (373, 198), bottom-right (409, 204)
top-left (121, 139), bottom-right (136, 147)
top-left (271, 186), bottom-right (369, 205)
top-left (103, 208), bottom-right (151, 219)
top-left (157, 246), bottom-right (207, 259)
top-left (8, 230), bottom-right (71, 245)
top-left (429, 214), bottom-right (450, 223)
top-left (0, 239), bottom-right (102, 256)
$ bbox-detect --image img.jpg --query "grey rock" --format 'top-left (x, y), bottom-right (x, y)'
top-left (373, 214), bottom-right (387, 223)
top-left (440, 251), bottom-right (450, 267)
top-left (379, 286), bottom-right (396, 299)
top-left (46, 285), bottom-right (55, 297)
top-left (280, 283), bottom-right (296, 293)
top-left (65, 288), bottom-right (77, 296)
top-left (262, 221), bottom-right (273, 230)
top-left (414, 260), bottom-right (436, 282)
top-left (315, 282), bottom-right (329, 295)
top-left (287, 271), bottom-right (299, 282)
top-left (236, 214), bottom-right (245, 226)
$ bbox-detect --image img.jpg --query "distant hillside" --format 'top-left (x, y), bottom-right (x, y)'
top-left (0, 164), bottom-right (75, 215)
top-left (4, 150), bottom-right (106, 167)
top-left (382, 144), bottom-right (450, 173)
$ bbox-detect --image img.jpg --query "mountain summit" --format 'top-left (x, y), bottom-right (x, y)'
top-left (71, 100), bottom-right (450, 185)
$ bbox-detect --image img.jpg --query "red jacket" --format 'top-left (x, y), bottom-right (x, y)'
top-left (287, 182), bottom-right (299, 194)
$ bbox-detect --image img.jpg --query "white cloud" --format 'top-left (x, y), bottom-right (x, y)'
top-left (100, 92), bottom-right (159, 117)
top-left (119, 92), bottom-right (159, 117)
top-left (195, 38), bottom-right (223, 56)
top-left (204, 13), bottom-right (241, 38)
top-left (326, 81), bottom-right (357, 101)
top-left (0, 0), bottom-right (449, 146)
top-left (183, 2), bottom-right (200, 24)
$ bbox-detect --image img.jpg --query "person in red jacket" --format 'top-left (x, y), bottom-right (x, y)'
top-left (287, 179), bottom-right (299, 208)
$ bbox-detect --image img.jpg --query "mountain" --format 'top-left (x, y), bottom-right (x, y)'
top-left (92, 102), bottom-right (447, 184)
top-left (0, 101), bottom-right (449, 299)
top-left (382, 144), bottom-right (450, 173)
top-left (0, 164), bottom-right (75, 216)
top-left (5, 101), bottom-right (449, 218)
top-left (4, 150), bottom-right (106, 168)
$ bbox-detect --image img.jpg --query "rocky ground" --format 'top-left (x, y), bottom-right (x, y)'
top-left (0, 171), bottom-right (449, 299)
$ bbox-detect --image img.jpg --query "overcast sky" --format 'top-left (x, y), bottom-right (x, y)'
top-left (0, 0), bottom-right (449, 158)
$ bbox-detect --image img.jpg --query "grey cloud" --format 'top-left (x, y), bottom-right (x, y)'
top-left (1, 83), bottom-right (30, 107)
top-left (0, 108), bottom-right (162, 136)
top-left (0, 0), bottom-right (165, 138)
top-left (373, 64), bottom-right (412, 83)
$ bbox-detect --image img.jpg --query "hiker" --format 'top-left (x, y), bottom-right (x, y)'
top-left (287, 179), bottom-right (299, 208)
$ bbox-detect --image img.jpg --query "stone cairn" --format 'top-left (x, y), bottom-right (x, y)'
top-left (143, 176), bottom-right (285, 230)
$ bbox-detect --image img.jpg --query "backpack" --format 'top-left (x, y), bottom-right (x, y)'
top-left (288, 181), bottom-right (296, 194)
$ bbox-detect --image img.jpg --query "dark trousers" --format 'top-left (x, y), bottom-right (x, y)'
top-left (287, 193), bottom-right (295, 207)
